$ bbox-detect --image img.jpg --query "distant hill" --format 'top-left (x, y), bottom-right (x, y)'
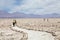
top-left (41, 13), bottom-right (60, 18)
top-left (0, 10), bottom-right (60, 18)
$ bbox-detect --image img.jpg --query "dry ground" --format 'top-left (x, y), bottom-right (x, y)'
top-left (0, 18), bottom-right (60, 40)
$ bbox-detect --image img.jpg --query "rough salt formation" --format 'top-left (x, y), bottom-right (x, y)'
top-left (0, 26), bottom-right (27, 40)
top-left (0, 19), bottom-right (60, 40)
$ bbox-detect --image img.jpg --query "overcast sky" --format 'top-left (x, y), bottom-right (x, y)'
top-left (0, 0), bottom-right (60, 15)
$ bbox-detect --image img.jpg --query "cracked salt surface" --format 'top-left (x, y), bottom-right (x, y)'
top-left (12, 26), bottom-right (55, 40)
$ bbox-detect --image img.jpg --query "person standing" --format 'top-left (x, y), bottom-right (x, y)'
top-left (12, 20), bottom-right (17, 27)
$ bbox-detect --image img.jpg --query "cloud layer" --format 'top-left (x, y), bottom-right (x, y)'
top-left (0, 0), bottom-right (60, 15)
top-left (0, 0), bottom-right (15, 11)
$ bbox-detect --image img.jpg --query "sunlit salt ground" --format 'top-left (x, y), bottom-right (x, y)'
top-left (12, 26), bottom-right (55, 40)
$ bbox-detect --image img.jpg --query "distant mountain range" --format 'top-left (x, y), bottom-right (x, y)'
top-left (0, 10), bottom-right (60, 18)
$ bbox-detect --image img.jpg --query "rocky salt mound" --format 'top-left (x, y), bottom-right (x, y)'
top-left (0, 26), bottom-right (27, 40)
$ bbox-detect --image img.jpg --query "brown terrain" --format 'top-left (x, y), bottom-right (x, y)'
top-left (0, 18), bottom-right (60, 40)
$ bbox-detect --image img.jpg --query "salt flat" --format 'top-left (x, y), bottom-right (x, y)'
top-left (0, 18), bottom-right (60, 40)
top-left (11, 26), bottom-right (55, 40)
